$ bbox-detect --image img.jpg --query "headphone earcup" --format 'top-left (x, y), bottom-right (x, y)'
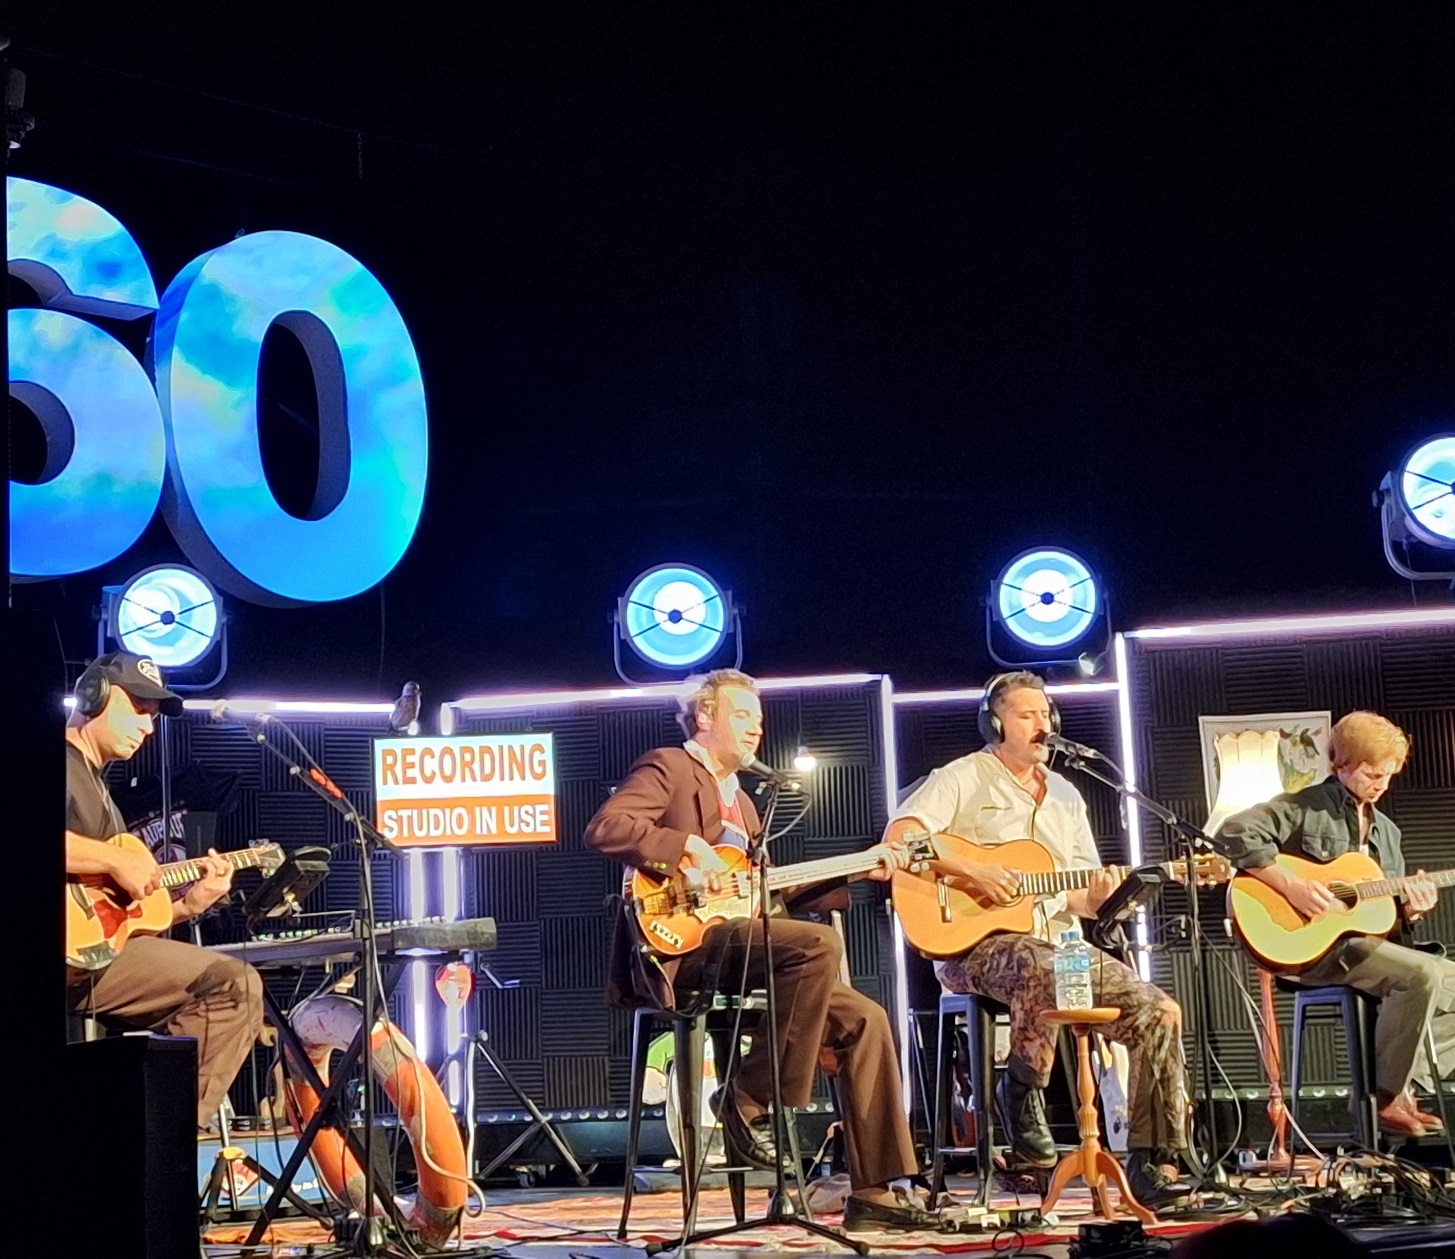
top-left (977, 672), bottom-right (1010, 745)
top-left (74, 666), bottom-right (109, 719)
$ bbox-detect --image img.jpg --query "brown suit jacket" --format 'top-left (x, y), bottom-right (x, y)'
top-left (585, 747), bottom-right (760, 1010)
top-left (586, 745), bottom-right (851, 1010)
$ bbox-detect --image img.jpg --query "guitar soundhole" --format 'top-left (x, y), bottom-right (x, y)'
top-left (1329, 882), bottom-right (1358, 909)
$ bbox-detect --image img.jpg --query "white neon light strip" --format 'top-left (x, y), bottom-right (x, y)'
top-left (442, 672), bottom-right (881, 718)
top-left (179, 698), bottom-right (395, 715)
top-left (1112, 632), bottom-right (1151, 980)
top-left (892, 681), bottom-right (1122, 705)
top-left (1126, 606), bottom-right (1455, 641)
top-left (443, 850), bottom-right (465, 1106)
top-left (878, 677), bottom-right (913, 1112)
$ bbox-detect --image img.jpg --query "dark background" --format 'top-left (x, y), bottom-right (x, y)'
top-left (7, 3), bottom-right (1455, 698)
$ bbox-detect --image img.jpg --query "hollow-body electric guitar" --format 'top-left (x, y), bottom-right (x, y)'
top-left (631, 836), bottom-right (935, 956)
top-left (66, 833), bottom-right (284, 970)
top-left (891, 832), bottom-right (1230, 958)
top-left (1227, 850), bottom-right (1454, 972)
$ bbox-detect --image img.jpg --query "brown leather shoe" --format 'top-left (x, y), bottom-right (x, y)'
top-left (1378, 1091), bottom-right (1428, 1138)
top-left (1404, 1089), bottom-right (1446, 1132)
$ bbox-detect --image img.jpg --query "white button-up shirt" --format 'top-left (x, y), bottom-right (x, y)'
top-left (892, 748), bottom-right (1103, 946)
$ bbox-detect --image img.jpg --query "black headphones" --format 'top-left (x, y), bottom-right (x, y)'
top-left (977, 671), bottom-right (1061, 745)
top-left (73, 657), bottom-right (113, 719)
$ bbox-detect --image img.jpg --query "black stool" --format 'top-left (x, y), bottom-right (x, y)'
top-left (617, 996), bottom-right (761, 1239)
top-left (1285, 983), bottom-right (1380, 1148)
top-left (930, 991), bottom-right (1002, 1207)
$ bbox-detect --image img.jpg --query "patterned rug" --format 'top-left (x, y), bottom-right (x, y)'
top-left (202, 1181), bottom-right (1218, 1253)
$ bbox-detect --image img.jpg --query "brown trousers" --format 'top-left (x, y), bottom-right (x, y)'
top-left (674, 917), bottom-right (918, 1190)
top-left (68, 935), bottom-right (265, 1127)
top-left (940, 934), bottom-right (1189, 1152)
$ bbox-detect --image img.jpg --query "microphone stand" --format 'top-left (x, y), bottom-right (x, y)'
top-left (1052, 746), bottom-right (1229, 1191)
top-left (230, 715), bottom-right (400, 1255)
top-left (647, 777), bottom-right (866, 1256)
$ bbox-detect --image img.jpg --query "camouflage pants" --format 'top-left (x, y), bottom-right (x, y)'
top-left (939, 933), bottom-right (1189, 1152)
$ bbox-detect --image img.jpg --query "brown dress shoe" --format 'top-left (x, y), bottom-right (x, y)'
top-left (1378, 1091), bottom-right (1428, 1138)
top-left (1404, 1089), bottom-right (1446, 1131)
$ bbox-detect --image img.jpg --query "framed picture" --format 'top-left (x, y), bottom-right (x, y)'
top-left (1198, 711), bottom-right (1332, 821)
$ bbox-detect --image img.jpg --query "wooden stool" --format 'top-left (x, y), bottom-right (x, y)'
top-left (1038, 1008), bottom-right (1155, 1225)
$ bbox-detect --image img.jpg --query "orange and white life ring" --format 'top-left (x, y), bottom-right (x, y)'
top-left (286, 994), bottom-right (469, 1246)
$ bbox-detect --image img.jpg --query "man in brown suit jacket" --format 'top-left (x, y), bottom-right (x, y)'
top-left (586, 669), bottom-right (951, 1233)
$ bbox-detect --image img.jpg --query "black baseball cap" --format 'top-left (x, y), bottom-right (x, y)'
top-left (88, 651), bottom-right (185, 717)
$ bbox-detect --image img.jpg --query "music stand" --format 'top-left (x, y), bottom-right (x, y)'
top-left (1088, 865), bottom-right (1170, 956)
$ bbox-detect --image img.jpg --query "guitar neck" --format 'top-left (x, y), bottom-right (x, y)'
top-left (1356, 867), bottom-right (1455, 900)
top-left (1015, 862), bottom-right (1116, 897)
top-left (157, 848), bottom-right (272, 890)
top-left (763, 850), bottom-right (889, 892)
top-left (1016, 860), bottom-right (1183, 897)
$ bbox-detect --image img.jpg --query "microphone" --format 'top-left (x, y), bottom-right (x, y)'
top-left (738, 752), bottom-right (803, 791)
top-left (389, 680), bottom-right (422, 735)
top-left (211, 701), bottom-right (271, 725)
top-left (1041, 731), bottom-right (1103, 760)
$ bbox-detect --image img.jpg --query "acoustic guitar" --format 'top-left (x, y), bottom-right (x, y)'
top-left (66, 833), bottom-right (284, 970)
top-left (631, 836), bottom-right (935, 957)
top-left (891, 832), bottom-right (1231, 958)
top-left (1227, 850), bottom-right (1454, 972)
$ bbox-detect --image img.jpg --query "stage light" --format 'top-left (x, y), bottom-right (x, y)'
top-left (106, 564), bottom-right (222, 669)
top-left (791, 746), bottom-right (818, 774)
top-left (993, 548), bottom-right (1100, 650)
top-left (1394, 434), bottom-right (1455, 546)
top-left (1376, 434), bottom-right (1455, 581)
top-left (614, 563), bottom-right (740, 676)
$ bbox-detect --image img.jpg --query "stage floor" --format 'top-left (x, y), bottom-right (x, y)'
top-left (199, 1174), bottom-right (1265, 1257)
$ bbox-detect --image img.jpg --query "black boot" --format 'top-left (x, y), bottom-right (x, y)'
top-left (993, 1065), bottom-right (1057, 1169)
top-left (1125, 1149), bottom-right (1193, 1210)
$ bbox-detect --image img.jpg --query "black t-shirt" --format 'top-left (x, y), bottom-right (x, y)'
top-left (66, 744), bottom-right (127, 842)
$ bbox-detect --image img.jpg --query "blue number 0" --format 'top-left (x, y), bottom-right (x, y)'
top-left (151, 231), bottom-right (429, 605)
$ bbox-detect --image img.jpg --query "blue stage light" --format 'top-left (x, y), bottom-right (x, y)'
top-left (111, 565), bottom-right (222, 668)
top-left (993, 548), bottom-right (1100, 650)
top-left (1395, 434), bottom-right (1455, 548)
top-left (619, 564), bottom-right (729, 668)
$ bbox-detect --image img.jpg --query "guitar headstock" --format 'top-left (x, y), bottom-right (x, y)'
top-left (251, 841), bottom-right (286, 876)
top-left (903, 832), bottom-right (936, 873)
top-left (1169, 852), bottom-right (1233, 887)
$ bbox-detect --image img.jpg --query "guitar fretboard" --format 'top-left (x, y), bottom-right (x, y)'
top-left (1347, 868), bottom-right (1455, 901)
top-left (158, 847), bottom-right (276, 889)
top-left (1016, 864), bottom-right (1136, 896)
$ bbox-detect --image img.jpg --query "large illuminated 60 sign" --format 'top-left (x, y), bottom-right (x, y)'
top-left (7, 177), bottom-right (428, 605)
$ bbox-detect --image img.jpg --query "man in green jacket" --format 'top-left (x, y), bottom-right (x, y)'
top-left (1216, 711), bottom-right (1451, 1138)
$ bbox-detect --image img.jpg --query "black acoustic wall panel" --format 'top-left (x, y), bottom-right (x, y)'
top-left (454, 678), bottom-right (896, 1111)
top-left (1128, 622), bottom-right (1455, 1096)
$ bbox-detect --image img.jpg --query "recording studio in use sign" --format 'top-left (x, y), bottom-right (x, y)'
top-left (373, 734), bottom-right (557, 847)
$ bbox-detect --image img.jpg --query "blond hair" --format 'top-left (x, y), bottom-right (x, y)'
top-left (1329, 711), bottom-right (1411, 773)
top-left (677, 669), bottom-right (759, 739)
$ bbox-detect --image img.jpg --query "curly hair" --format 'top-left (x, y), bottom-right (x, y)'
top-left (677, 669), bottom-right (759, 739)
top-left (1329, 710), bottom-right (1411, 773)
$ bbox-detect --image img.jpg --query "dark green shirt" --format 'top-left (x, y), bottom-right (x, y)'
top-left (1214, 776), bottom-right (1404, 878)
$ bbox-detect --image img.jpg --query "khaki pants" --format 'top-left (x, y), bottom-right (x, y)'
top-left (1294, 936), bottom-right (1455, 1097)
top-left (68, 935), bottom-right (265, 1127)
top-left (674, 917), bottom-right (919, 1190)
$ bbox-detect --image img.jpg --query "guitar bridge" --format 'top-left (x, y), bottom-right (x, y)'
top-left (936, 877), bottom-right (951, 924)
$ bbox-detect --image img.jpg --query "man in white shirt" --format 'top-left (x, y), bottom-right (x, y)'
top-left (883, 672), bottom-right (1190, 1207)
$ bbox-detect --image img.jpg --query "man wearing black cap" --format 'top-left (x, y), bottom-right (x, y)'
top-left (65, 652), bottom-right (264, 1129)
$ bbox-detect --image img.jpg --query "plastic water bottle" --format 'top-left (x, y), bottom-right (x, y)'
top-left (1053, 926), bottom-right (1094, 1011)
